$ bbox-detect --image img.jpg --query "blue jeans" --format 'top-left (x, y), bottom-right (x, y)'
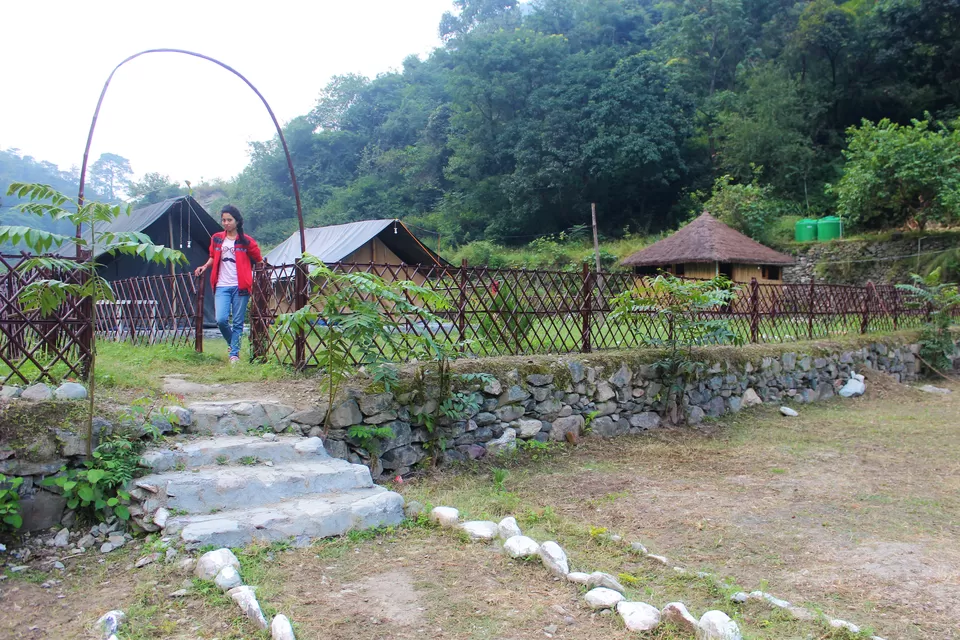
top-left (215, 287), bottom-right (250, 358)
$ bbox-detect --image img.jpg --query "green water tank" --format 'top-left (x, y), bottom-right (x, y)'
top-left (795, 218), bottom-right (818, 242)
top-left (817, 216), bottom-right (843, 241)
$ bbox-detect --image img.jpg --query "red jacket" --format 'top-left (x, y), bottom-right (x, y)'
top-left (207, 231), bottom-right (262, 294)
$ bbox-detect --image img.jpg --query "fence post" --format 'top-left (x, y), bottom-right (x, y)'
top-left (581, 262), bottom-right (592, 353)
top-left (458, 259), bottom-right (467, 349)
top-left (860, 280), bottom-right (873, 334)
top-left (194, 274), bottom-right (205, 353)
top-left (807, 278), bottom-right (815, 340)
top-left (892, 285), bottom-right (900, 331)
top-left (294, 258), bottom-right (308, 370)
top-left (749, 278), bottom-right (760, 343)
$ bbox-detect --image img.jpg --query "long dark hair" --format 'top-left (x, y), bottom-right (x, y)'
top-left (220, 204), bottom-right (246, 243)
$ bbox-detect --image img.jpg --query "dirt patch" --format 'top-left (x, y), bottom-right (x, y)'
top-left (340, 569), bottom-right (425, 627)
top-left (160, 376), bottom-right (321, 410)
top-left (504, 381), bottom-right (960, 640)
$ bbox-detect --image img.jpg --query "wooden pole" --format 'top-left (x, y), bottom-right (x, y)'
top-left (581, 262), bottom-right (592, 353)
top-left (458, 259), bottom-right (467, 350)
top-left (591, 203), bottom-right (601, 273)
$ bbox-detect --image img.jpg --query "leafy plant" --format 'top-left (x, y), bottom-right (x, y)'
top-left (829, 115), bottom-right (960, 230)
top-left (40, 431), bottom-right (144, 522)
top-left (896, 268), bottom-right (960, 371)
top-left (477, 285), bottom-right (534, 348)
top-left (0, 183), bottom-right (185, 456)
top-left (273, 257), bottom-right (450, 433)
top-left (611, 274), bottom-right (742, 422)
top-left (237, 456), bottom-right (259, 466)
top-left (0, 474), bottom-right (24, 531)
top-left (347, 424), bottom-right (396, 457)
top-left (491, 467), bottom-right (509, 492)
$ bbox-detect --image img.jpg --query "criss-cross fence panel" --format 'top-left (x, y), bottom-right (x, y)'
top-left (0, 253), bottom-right (92, 384)
top-left (245, 263), bottom-right (955, 369)
top-left (10, 256), bottom-right (950, 377)
top-left (97, 273), bottom-right (202, 348)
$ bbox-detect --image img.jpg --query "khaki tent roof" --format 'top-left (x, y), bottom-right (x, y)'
top-left (264, 219), bottom-right (447, 267)
top-left (621, 213), bottom-right (795, 267)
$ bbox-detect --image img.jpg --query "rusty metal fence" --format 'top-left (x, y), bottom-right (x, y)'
top-left (0, 258), bottom-right (949, 382)
top-left (246, 262), bottom-right (940, 368)
top-left (0, 253), bottom-right (92, 384)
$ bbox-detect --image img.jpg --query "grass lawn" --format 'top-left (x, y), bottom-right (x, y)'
top-left (2, 371), bottom-right (956, 639)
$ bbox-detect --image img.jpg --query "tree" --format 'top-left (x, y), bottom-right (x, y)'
top-left (829, 116), bottom-right (960, 230)
top-left (795, 0), bottom-right (854, 89)
top-left (715, 64), bottom-right (825, 204)
top-left (610, 274), bottom-right (741, 424)
top-left (272, 257), bottom-right (449, 433)
top-left (896, 268), bottom-right (960, 371)
top-left (127, 173), bottom-right (184, 206)
top-left (0, 183), bottom-right (185, 456)
top-left (89, 153), bottom-right (133, 201)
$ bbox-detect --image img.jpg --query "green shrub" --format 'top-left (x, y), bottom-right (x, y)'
top-left (0, 474), bottom-right (24, 531)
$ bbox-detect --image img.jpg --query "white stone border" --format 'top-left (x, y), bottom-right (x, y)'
top-left (430, 506), bottom-right (888, 640)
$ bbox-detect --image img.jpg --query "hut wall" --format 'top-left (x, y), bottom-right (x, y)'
top-left (679, 263), bottom-right (717, 280)
top-left (733, 263), bottom-right (782, 283)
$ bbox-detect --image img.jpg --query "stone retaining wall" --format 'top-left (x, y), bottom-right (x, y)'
top-left (290, 338), bottom-right (942, 477)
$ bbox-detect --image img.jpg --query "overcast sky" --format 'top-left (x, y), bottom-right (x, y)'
top-left (1, 0), bottom-right (455, 188)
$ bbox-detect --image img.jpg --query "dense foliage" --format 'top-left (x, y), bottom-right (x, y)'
top-left (221, 0), bottom-right (960, 250)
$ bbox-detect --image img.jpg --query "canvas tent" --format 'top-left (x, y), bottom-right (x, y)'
top-left (59, 196), bottom-right (220, 325)
top-left (621, 212), bottom-right (794, 282)
top-left (264, 219), bottom-right (447, 268)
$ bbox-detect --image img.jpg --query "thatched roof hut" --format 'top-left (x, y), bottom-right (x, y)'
top-left (621, 212), bottom-right (794, 282)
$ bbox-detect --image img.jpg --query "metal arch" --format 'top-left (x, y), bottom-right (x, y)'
top-left (76, 48), bottom-right (306, 257)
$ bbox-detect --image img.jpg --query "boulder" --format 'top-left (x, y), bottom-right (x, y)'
top-left (629, 412), bottom-right (660, 430)
top-left (95, 610), bottom-right (126, 637)
top-left (514, 419), bottom-right (543, 438)
top-left (430, 506), bottom-right (460, 528)
top-left (594, 382), bottom-right (616, 402)
top-left (271, 614), bottom-right (296, 640)
top-left (697, 610), bottom-right (743, 640)
top-left (566, 572), bottom-right (591, 584)
top-left (549, 415), bottom-right (583, 441)
top-left (741, 388), bottom-right (762, 407)
top-left (503, 535), bottom-right (540, 558)
top-left (20, 383), bottom-right (53, 402)
top-left (461, 521), bottom-right (499, 541)
top-left (587, 572), bottom-right (625, 594)
top-left (526, 373), bottom-right (554, 387)
top-left (329, 400), bottom-right (363, 428)
top-left (215, 565), bottom-right (243, 591)
top-left (584, 587), bottom-right (624, 610)
top-left (497, 517), bottom-right (521, 539)
top-left (661, 602), bottom-right (698, 633)
top-left (195, 548), bottom-right (240, 580)
top-left (608, 364), bottom-right (632, 388)
top-left (617, 601), bottom-right (661, 631)
top-left (359, 393), bottom-right (394, 416)
top-left (228, 585), bottom-right (268, 630)
top-left (54, 382), bottom-right (87, 400)
top-left (486, 428), bottom-right (517, 456)
top-left (538, 541), bottom-right (569, 577)
top-left (498, 385), bottom-right (531, 407)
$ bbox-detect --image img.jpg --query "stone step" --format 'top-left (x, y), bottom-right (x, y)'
top-left (140, 436), bottom-right (328, 472)
top-left (135, 460), bottom-right (373, 514)
top-left (186, 400), bottom-right (296, 435)
top-left (164, 486), bottom-right (405, 548)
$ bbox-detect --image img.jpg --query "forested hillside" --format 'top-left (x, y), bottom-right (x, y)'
top-left (229, 0), bottom-right (960, 251)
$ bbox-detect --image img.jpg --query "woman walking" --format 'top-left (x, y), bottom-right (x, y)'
top-left (194, 205), bottom-right (263, 362)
